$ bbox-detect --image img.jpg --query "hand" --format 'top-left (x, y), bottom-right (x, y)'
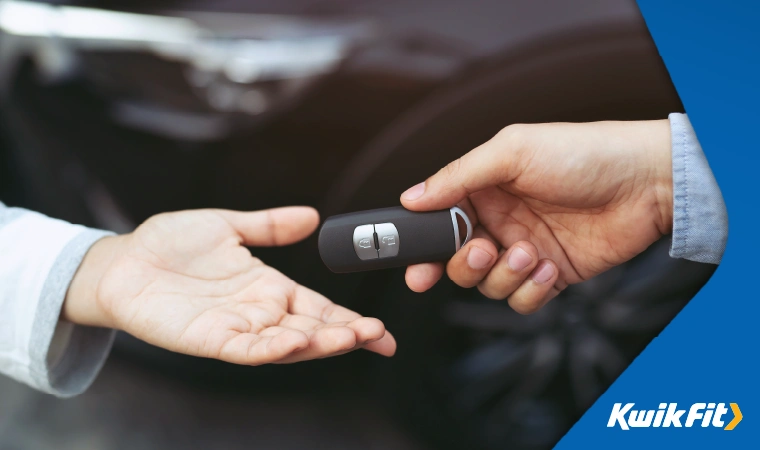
top-left (63, 207), bottom-right (396, 364)
top-left (401, 120), bottom-right (673, 314)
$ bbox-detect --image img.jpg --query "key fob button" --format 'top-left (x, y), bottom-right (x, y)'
top-left (353, 224), bottom-right (378, 260)
top-left (318, 206), bottom-right (472, 273)
top-left (375, 222), bottom-right (400, 258)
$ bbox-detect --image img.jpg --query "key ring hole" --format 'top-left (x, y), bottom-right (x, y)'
top-left (450, 206), bottom-right (473, 250)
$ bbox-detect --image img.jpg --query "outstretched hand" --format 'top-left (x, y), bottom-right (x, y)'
top-left (64, 207), bottom-right (396, 364)
top-left (402, 120), bottom-right (673, 314)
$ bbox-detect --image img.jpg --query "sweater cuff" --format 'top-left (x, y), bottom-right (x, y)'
top-left (32, 229), bottom-right (117, 397)
top-left (0, 204), bottom-right (116, 397)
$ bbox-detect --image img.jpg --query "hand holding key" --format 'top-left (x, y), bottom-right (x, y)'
top-left (401, 120), bottom-right (674, 314)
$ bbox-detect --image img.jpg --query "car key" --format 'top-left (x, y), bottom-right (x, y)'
top-left (318, 206), bottom-right (472, 273)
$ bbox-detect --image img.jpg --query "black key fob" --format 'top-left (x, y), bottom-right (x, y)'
top-left (318, 206), bottom-right (472, 273)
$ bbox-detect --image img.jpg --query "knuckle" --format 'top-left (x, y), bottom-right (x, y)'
top-left (495, 123), bottom-right (529, 149)
top-left (454, 277), bottom-right (479, 289)
top-left (508, 295), bottom-right (543, 315)
top-left (514, 240), bottom-right (536, 254)
top-left (319, 302), bottom-right (338, 322)
top-left (442, 157), bottom-right (463, 180)
top-left (264, 209), bottom-right (280, 246)
top-left (477, 284), bottom-right (506, 301)
top-left (446, 264), bottom-right (475, 288)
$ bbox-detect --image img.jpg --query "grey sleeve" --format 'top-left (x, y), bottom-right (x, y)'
top-left (0, 202), bottom-right (116, 397)
top-left (668, 113), bottom-right (728, 264)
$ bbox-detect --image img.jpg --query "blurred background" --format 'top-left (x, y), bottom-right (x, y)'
top-left (0, 0), bottom-right (717, 449)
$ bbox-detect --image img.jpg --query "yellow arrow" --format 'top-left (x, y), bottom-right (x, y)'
top-left (724, 403), bottom-right (742, 430)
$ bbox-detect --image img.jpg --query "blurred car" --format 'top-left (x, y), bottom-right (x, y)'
top-left (0, 1), bottom-right (716, 449)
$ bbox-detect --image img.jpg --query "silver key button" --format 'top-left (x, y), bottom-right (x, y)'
top-left (353, 224), bottom-right (378, 260)
top-left (375, 222), bottom-right (400, 258)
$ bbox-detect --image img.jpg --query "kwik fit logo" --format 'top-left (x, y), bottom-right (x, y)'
top-left (607, 403), bottom-right (742, 430)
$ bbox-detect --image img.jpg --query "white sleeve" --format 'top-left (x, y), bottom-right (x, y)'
top-left (0, 202), bottom-right (116, 397)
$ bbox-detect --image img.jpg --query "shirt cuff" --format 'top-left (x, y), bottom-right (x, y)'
top-left (668, 113), bottom-right (728, 264)
top-left (32, 229), bottom-right (117, 397)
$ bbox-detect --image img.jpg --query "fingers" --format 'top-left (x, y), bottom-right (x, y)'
top-left (363, 329), bottom-right (397, 356)
top-left (275, 325), bottom-right (360, 364)
top-left (318, 317), bottom-right (396, 358)
top-left (400, 126), bottom-right (523, 211)
top-left (217, 329), bottom-right (310, 365)
top-left (272, 318), bottom-right (394, 363)
top-left (477, 241), bottom-right (539, 298)
top-left (209, 321), bottom-right (387, 366)
top-left (289, 285), bottom-right (359, 321)
top-left (330, 317), bottom-right (396, 357)
top-left (505, 260), bottom-right (559, 314)
top-left (220, 326), bottom-right (359, 365)
top-left (405, 262), bottom-right (444, 293)
top-left (288, 285), bottom-right (397, 357)
top-left (224, 316), bottom-right (395, 365)
top-left (444, 239), bottom-right (560, 314)
top-left (277, 314), bottom-right (386, 348)
top-left (404, 223), bottom-right (498, 293)
top-left (214, 206), bottom-right (320, 247)
top-left (445, 238), bottom-right (499, 288)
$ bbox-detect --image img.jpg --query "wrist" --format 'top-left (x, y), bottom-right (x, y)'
top-left (653, 176), bottom-right (674, 235)
top-left (63, 234), bottom-right (129, 329)
top-left (647, 119), bottom-right (674, 235)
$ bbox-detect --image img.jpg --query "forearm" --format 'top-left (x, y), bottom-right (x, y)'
top-left (0, 202), bottom-right (116, 397)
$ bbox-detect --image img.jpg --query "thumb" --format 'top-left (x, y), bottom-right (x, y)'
top-left (214, 206), bottom-right (320, 247)
top-left (400, 129), bottom-right (520, 211)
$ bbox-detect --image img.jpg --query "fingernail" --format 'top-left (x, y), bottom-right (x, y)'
top-left (401, 182), bottom-right (426, 201)
top-left (467, 246), bottom-right (493, 270)
top-left (532, 262), bottom-right (555, 284)
top-left (507, 247), bottom-right (533, 272)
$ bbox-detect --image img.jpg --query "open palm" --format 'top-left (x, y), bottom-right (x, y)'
top-left (88, 207), bottom-right (395, 364)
